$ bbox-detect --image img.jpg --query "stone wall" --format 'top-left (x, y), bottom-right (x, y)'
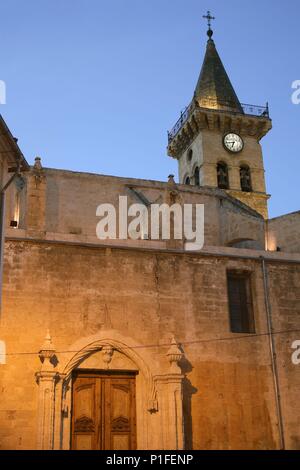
top-left (268, 212), bottom-right (300, 253)
top-left (0, 239), bottom-right (299, 449)
top-left (266, 262), bottom-right (300, 450)
top-left (9, 167), bottom-right (266, 251)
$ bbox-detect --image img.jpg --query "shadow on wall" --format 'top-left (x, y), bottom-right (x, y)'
top-left (180, 356), bottom-right (198, 450)
top-left (227, 238), bottom-right (263, 250)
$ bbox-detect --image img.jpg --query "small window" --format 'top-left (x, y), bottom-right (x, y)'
top-left (187, 149), bottom-right (193, 162)
top-left (194, 167), bottom-right (200, 186)
top-left (227, 271), bottom-right (255, 334)
top-left (185, 176), bottom-right (191, 185)
top-left (240, 165), bottom-right (252, 192)
top-left (217, 162), bottom-right (229, 189)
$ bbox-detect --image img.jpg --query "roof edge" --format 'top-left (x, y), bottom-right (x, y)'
top-left (0, 114), bottom-right (30, 171)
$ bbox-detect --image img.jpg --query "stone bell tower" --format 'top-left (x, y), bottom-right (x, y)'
top-left (167, 12), bottom-right (272, 219)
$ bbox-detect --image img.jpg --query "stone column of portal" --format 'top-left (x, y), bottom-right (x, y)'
top-left (154, 337), bottom-right (185, 450)
top-left (53, 373), bottom-right (66, 450)
top-left (35, 331), bottom-right (58, 450)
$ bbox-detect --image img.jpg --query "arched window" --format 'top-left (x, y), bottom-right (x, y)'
top-left (217, 162), bottom-right (229, 189)
top-left (187, 149), bottom-right (193, 162)
top-left (185, 176), bottom-right (191, 185)
top-left (194, 167), bottom-right (200, 186)
top-left (240, 165), bottom-right (252, 192)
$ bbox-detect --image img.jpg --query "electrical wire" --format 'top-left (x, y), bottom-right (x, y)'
top-left (2, 327), bottom-right (300, 357)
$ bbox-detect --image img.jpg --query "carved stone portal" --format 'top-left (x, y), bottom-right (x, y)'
top-left (36, 330), bottom-right (186, 450)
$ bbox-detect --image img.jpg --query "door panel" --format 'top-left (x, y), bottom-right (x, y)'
top-left (72, 378), bottom-right (99, 450)
top-left (107, 379), bottom-right (136, 450)
top-left (71, 372), bottom-right (136, 450)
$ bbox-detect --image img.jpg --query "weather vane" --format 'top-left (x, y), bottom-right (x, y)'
top-left (203, 10), bottom-right (215, 38)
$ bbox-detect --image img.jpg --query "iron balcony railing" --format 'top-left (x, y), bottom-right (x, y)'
top-left (168, 99), bottom-right (270, 143)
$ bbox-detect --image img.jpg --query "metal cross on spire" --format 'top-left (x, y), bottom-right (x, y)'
top-left (203, 10), bottom-right (215, 38)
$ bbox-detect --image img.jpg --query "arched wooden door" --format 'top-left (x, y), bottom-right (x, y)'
top-left (71, 371), bottom-right (137, 450)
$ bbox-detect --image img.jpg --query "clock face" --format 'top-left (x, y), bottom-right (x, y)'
top-left (223, 133), bottom-right (244, 153)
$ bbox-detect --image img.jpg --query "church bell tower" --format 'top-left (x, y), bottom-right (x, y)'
top-left (167, 12), bottom-right (272, 219)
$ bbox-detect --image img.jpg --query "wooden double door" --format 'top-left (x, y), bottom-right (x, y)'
top-left (71, 371), bottom-right (137, 450)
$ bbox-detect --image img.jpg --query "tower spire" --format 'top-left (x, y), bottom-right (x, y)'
top-left (194, 12), bottom-right (243, 113)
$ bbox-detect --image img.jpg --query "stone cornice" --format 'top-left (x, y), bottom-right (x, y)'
top-left (5, 237), bottom-right (300, 264)
top-left (168, 105), bottom-right (272, 159)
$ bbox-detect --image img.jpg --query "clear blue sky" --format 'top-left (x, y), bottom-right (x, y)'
top-left (1, 0), bottom-right (299, 217)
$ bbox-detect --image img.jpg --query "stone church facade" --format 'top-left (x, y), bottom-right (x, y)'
top-left (0, 25), bottom-right (299, 450)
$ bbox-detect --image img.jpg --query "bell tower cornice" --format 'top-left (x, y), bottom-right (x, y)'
top-left (167, 99), bottom-right (272, 159)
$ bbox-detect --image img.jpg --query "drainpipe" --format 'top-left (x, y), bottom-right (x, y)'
top-left (261, 256), bottom-right (285, 450)
top-left (0, 159), bottom-right (22, 315)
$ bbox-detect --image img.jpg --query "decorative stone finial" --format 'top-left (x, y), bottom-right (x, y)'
top-left (34, 156), bottom-right (42, 170)
top-left (32, 156), bottom-right (45, 186)
top-left (167, 175), bottom-right (178, 204)
top-left (166, 336), bottom-right (184, 373)
top-left (39, 330), bottom-right (56, 366)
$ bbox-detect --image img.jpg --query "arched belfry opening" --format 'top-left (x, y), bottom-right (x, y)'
top-left (194, 167), bottom-right (200, 186)
top-left (217, 162), bottom-right (229, 189)
top-left (240, 165), bottom-right (252, 192)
